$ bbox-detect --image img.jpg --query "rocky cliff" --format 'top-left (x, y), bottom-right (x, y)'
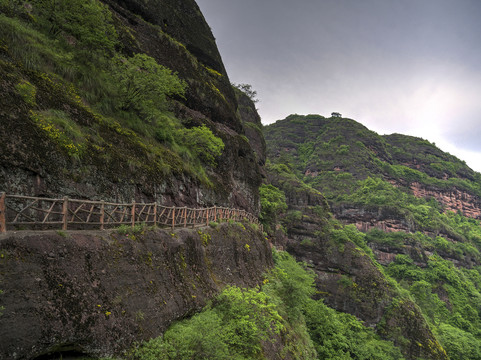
top-left (0, 0), bottom-right (263, 214)
top-left (266, 165), bottom-right (447, 359)
top-left (0, 0), bottom-right (270, 358)
top-left (0, 223), bottom-right (272, 359)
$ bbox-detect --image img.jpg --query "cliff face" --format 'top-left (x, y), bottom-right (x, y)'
top-left (0, 223), bottom-right (272, 359)
top-left (267, 165), bottom-right (447, 359)
top-left (103, 0), bottom-right (240, 131)
top-left (0, 0), bottom-right (263, 214)
top-left (409, 182), bottom-right (481, 219)
top-left (0, 1), bottom-right (271, 357)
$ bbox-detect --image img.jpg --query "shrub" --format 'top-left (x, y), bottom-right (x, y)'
top-left (436, 323), bottom-right (481, 360)
top-left (181, 125), bottom-right (225, 167)
top-left (15, 80), bottom-right (37, 106)
top-left (112, 53), bottom-right (186, 113)
top-left (133, 285), bottom-right (283, 360)
top-left (32, 0), bottom-right (118, 59)
top-left (265, 250), bottom-right (315, 317)
top-left (259, 184), bottom-right (287, 233)
top-left (116, 223), bottom-right (150, 235)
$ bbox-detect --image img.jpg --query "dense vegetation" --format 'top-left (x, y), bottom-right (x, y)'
top-left (265, 114), bottom-right (481, 202)
top-left (0, 0), bottom-right (226, 184)
top-left (265, 114), bottom-right (481, 359)
top-left (132, 251), bottom-right (404, 360)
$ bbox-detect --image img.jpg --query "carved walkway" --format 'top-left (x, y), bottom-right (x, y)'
top-left (0, 192), bottom-right (262, 234)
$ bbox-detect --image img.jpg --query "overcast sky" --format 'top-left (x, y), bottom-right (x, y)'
top-left (196, 0), bottom-right (481, 172)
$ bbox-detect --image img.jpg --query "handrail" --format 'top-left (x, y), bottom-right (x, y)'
top-left (0, 192), bottom-right (262, 233)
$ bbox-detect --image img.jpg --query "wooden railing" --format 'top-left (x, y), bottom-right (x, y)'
top-left (0, 192), bottom-right (262, 234)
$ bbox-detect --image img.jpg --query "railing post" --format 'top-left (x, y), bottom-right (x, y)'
top-left (213, 206), bottom-right (217, 222)
top-left (153, 203), bottom-right (157, 227)
top-left (100, 200), bottom-right (105, 230)
top-left (0, 192), bottom-right (6, 234)
top-left (184, 207), bottom-right (187, 228)
top-left (206, 208), bottom-right (209, 226)
top-left (131, 199), bottom-right (136, 229)
top-left (62, 196), bottom-right (68, 230)
top-left (172, 207), bottom-right (175, 231)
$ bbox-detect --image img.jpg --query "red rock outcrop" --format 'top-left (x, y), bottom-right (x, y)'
top-left (410, 182), bottom-right (481, 219)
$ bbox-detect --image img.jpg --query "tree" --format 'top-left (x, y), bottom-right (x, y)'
top-left (182, 125), bottom-right (225, 167)
top-left (233, 83), bottom-right (259, 103)
top-left (259, 184), bottom-right (287, 232)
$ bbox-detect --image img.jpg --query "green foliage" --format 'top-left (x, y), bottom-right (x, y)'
top-left (233, 83), bottom-right (258, 103)
top-left (386, 255), bottom-right (425, 282)
top-left (32, 0), bottom-right (118, 59)
top-left (15, 79), bottom-right (37, 106)
top-left (181, 125), bottom-right (225, 167)
top-left (336, 144), bottom-right (350, 155)
top-left (409, 280), bottom-right (448, 324)
top-left (259, 184), bottom-right (287, 233)
top-left (387, 253), bottom-right (481, 357)
top-left (133, 251), bottom-right (403, 359)
top-left (112, 53), bottom-right (186, 113)
top-left (116, 223), bottom-right (151, 235)
top-left (365, 229), bottom-right (410, 249)
top-left (209, 221), bottom-right (219, 228)
top-left (30, 110), bottom-right (85, 157)
top-left (265, 251), bottom-right (316, 317)
top-left (268, 251), bottom-right (404, 359)
top-left (133, 311), bottom-right (230, 360)
top-left (214, 286), bottom-right (284, 356)
top-left (338, 177), bottom-right (481, 261)
top-left (0, 13), bottom-right (73, 72)
top-left (330, 223), bottom-right (374, 257)
top-left (305, 300), bottom-right (404, 359)
top-left (133, 285), bottom-right (284, 360)
top-left (340, 177), bottom-right (407, 207)
top-left (436, 323), bottom-right (481, 360)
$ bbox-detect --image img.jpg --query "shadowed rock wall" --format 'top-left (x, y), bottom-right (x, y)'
top-left (0, 223), bottom-right (272, 359)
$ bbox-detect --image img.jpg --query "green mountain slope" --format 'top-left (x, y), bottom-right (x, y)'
top-left (264, 114), bottom-right (481, 359)
top-left (265, 114), bottom-right (480, 201)
top-left (265, 114), bottom-right (481, 264)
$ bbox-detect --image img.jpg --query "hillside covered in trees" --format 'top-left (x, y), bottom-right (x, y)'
top-left (264, 114), bottom-right (481, 359)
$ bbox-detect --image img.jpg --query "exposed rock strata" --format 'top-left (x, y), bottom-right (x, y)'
top-left (410, 182), bottom-right (481, 219)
